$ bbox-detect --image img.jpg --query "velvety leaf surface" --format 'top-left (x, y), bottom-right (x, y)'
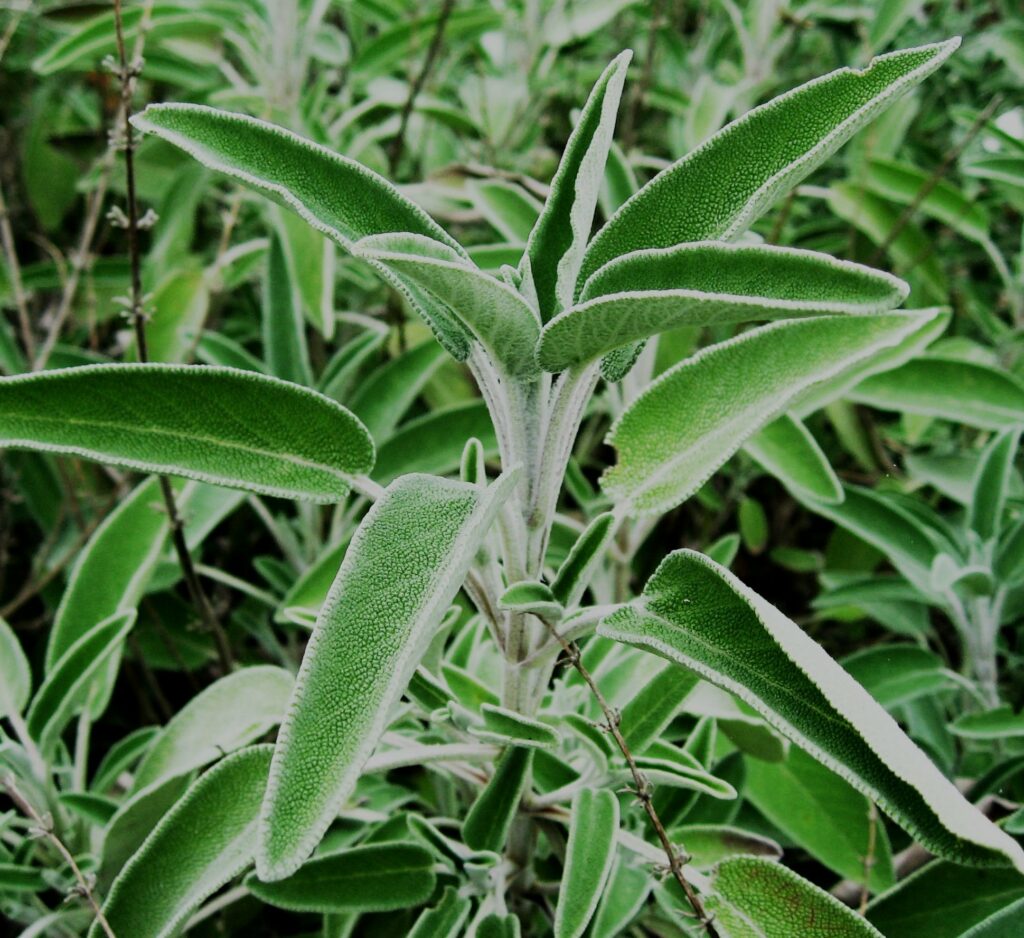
top-left (744, 414), bottom-right (843, 504)
top-left (602, 312), bottom-right (933, 515)
top-left (258, 471), bottom-right (517, 879)
top-left (969, 428), bottom-right (1021, 540)
top-left (554, 788), bottom-right (619, 938)
top-left (463, 745), bottom-right (534, 853)
top-left (0, 364), bottom-right (374, 502)
top-left (91, 745), bottom-right (273, 938)
top-left (598, 550), bottom-right (1024, 871)
top-left (578, 40), bottom-right (959, 288)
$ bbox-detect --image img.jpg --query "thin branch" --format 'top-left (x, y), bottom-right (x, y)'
top-left (386, 0), bottom-right (456, 174)
top-left (0, 179), bottom-right (34, 360)
top-left (2, 774), bottom-right (117, 938)
top-left (538, 618), bottom-right (720, 936)
top-left (110, 0), bottom-right (234, 674)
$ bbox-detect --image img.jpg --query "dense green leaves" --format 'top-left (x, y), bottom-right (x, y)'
top-left (259, 470), bottom-right (517, 879)
top-left (602, 312), bottom-right (934, 515)
top-left (578, 40), bottom-right (960, 287)
top-left (599, 550), bottom-right (1024, 871)
top-left (0, 364), bottom-right (374, 501)
top-left (91, 745), bottom-right (273, 938)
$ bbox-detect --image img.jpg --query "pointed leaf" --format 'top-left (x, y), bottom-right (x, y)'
top-left (540, 243), bottom-right (907, 372)
top-left (473, 703), bottom-right (561, 750)
top-left (472, 180), bottom-right (542, 243)
top-left (619, 662), bottom-right (698, 753)
top-left (0, 364), bottom-right (374, 502)
top-left (555, 788), bottom-right (619, 938)
top-left (408, 885), bottom-right (472, 938)
top-left (91, 745), bottom-right (273, 938)
top-left (247, 841), bottom-right (435, 913)
top-left (579, 40), bottom-right (960, 288)
top-left (602, 312), bottom-right (934, 516)
top-left (551, 512), bottom-right (617, 608)
top-left (598, 550), bottom-right (1024, 871)
top-left (523, 51), bottom-right (631, 320)
top-left (950, 707), bottom-right (1024, 740)
top-left (0, 617), bottom-right (30, 719)
top-left (462, 746), bottom-right (534, 853)
top-left (258, 471), bottom-right (518, 879)
top-left (744, 414), bottom-right (843, 504)
top-left (263, 233), bottom-right (312, 386)
top-left (970, 428), bottom-right (1021, 540)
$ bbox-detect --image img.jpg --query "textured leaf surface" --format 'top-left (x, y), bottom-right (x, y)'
top-left (0, 617), bottom-right (30, 718)
top-left (463, 745), bottom-right (534, 853)
top-left (0, 364), bottom-right (373, 502)
top-left (555, 788), bottom-right (619, 938)
top-left (91, 745), bottom-right (273, 938)
top-left (540, 243), bottom-right (907, 371)
top-left (705, 856), bottom-right (884, 937)
top-left (408, 885), bottom-right (472, 937)
top-left (133, 666), bottom-right (293, 791)
top-left (578, 40), bottom-right (959, 288)
top-left (602, 312), bottom-right (932, 515)
top-left (969, 428), bottom-right (1021, 540)
top-left (598, 550), bottom-right (1024, 871)
top-left (259, 471), bottom-right (517, 879)
top-left (744, 415), bottom-right (843, 504)
top-left (522, 51), bottom-right (630, 320)
top-left (248, 842), bottom-right (435, 913)
top-left (263, 233), bottom-right (312, 386)
top-left (551, 512), bottom-right (617, 608)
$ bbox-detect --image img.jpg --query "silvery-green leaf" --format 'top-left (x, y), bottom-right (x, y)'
top-left (849, 357), bottom-right (1024, 429)
top-left (132, 104), bottom-right (472, 357)
top-left (463, 746), bottom-right (534, 853)
top-left (744, 414), bottom-right (843, 504)
top-left (551, 512), bottom-right (616, 609)
top-left (499, 581), bottom-right (563, 621)
top-left (589, 855), bottom-right (650, 938)
top-left (0, 617), bottom-right (30, 719)
top-left (969, 428), bottom-right (1021, 541)
top-left (258, 471), bottom-right (518, 879)
top-left (667, 824), bottom-right (782, 870)
top-left (522, 51), bottom-right (631, 321)
top-left (540, 243), bottom-right (907, 372)
top-left (554, 788), bottom-right (619, 938)
top-left (842, 645), bottom-right (955, 710)
top-left (579, 40), bottom-right (960, 289)
top-left (618, 662), bottom-right (698, 753)
top-left (247, 842), bottom-right (436, 913)
top-left (133, 666), bottom-right (293, 791)
top-left (274, 208), bottom-right (337, 339)
top-left (705, 856), bottom-right (885, 937)
top-left (355, 233), bottom-right (541, 377)
top-left (598, 550), bottom-right (1024, 871)
top-left (602, 312), bottom-right (934, 516)
top-left (91, 745), bottom-right (273, 938)
top-left (408, 885), bottom-right (472, 938)
top-left (471, 180), bottom-right (542, 243)
top-left (0, 364), bottom-right (374, 502)
top-left (27, 611), bottom-right (136, 758)
top-left (263, 232), bottom-right (313, 386)
top-left (471, 703), bottom-right (561, 750)
top-left (950, 707), bottom-right (1024, 740)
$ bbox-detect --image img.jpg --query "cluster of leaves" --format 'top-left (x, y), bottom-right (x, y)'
top-left (2, 2), bottom-right (1024, 937)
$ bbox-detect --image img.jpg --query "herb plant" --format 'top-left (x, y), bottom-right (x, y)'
top-left (2, 6), bottom-right (1024, 938)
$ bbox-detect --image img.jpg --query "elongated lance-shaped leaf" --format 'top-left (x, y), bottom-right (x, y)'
top-left (474, 703), bottom-right (561, 749)
top-left (258, 470), bottom-right (519, 880)
top-left (848, 357), bottom-right (1024, 429)
top-left (744, 414), bottom-right (844, 504)
top-left (133, 666), bottom-right (293, 791)
top-left (247, 842), bottom-right (436, 913)
top-left (540, 243), bottom-right (908, 372)
top-left (408, 886), bottom-right (472, 938)
top-left (970, 428), bottom-right (1022, 541)
top-left (551, 512), bottom-right (617, 608)
top-left (131, 104), bottom-right (473, 358)
top-left (0, 364), bottom-right (374, 502)
top-left (0, 617), bottom-right (30, 719)
top-left (578, 39), bottom-right (960, 290)
top-left (598, 550), bottom-right (1024, 872)
top-left (263, 232), bottom-right (313, 386)
top-left (472, 180), bottom-right (542, 243)
top-left (355, 233), bottom-right (541, 378)
top-left (704, 856), bottom-right (884, 937)
top-left (555, 788), bottom-right (619, 938)
top-left (521, 51), bottom-right (631, 321)
top-left (462, 746), bottom-right (534, 853)
top-left (602, 311), bottom-right (934, 516)
top-left (90, 745), bottom-right (273, 938)
top-left (27, 611), bottom-right (136, 758)
top-left (619, 662), bottom-right (699, 753)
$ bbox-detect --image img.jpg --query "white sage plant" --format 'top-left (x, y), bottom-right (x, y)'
top-left (2, 34), bottom-right (1023, 938)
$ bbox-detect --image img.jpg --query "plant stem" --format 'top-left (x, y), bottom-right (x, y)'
top-left (111, 0), bottom-right (234, 675)
top-left (0, 178), bottom-right (34, 360)
top-left (537, 618), bottom-right (719, 936)
top-left (2, 774), bottom-right (117, 938)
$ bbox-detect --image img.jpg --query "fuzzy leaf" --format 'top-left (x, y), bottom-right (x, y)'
top-left (91, 745), bottom-right (273, 938)
top-left (969, 428), bottom-right (1021, 541)
top-left (0, 364), bottom-right (374, 502)
top-left (133, 666), bottom-right (293, 791)
top-left (0, 617), bottom-right (30, 719)
top-left (705, 856), bottom-right (884, 937)
top-left (463, 746), bottom-right (534, 853)
top-left (258, 471), bottom-right (517, 879)
top-left (408, 886), bottom-right (472, 937)
top-left (522, 51), bottom-right (631, 320)
top-left (555, 788), bottom-right (619, 938)
top-left (950, 707), bottom-right (1024, 740)
top-left (499, 581), bottom-right (563, 621)
top-left (551, 512), bottom-right (617, 608)
top-left (263, 233), bottom-right (312, 386)
top-left (472, 180), bottom-right (542, 243)
top-left (619, 662), bottom-right (698, 753)
top-left (744, 414), bottom-right (843, 503)
top-left (579, 40), bottom-right (960, 288)
top-left (27, 611), bottom-right (136, 757)
top-left (248, 842), bottom-right (435, 913)
top-left (603, 312), bottom-right (933, 516)
top-left (355, 234), bottom-right (541, 377)
top-left (473, 703), bottom-right (561, 750)
top-left (598, 550), bottom-right (1024, 871)
top-left (540, 243), bottom-right (907, 372)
